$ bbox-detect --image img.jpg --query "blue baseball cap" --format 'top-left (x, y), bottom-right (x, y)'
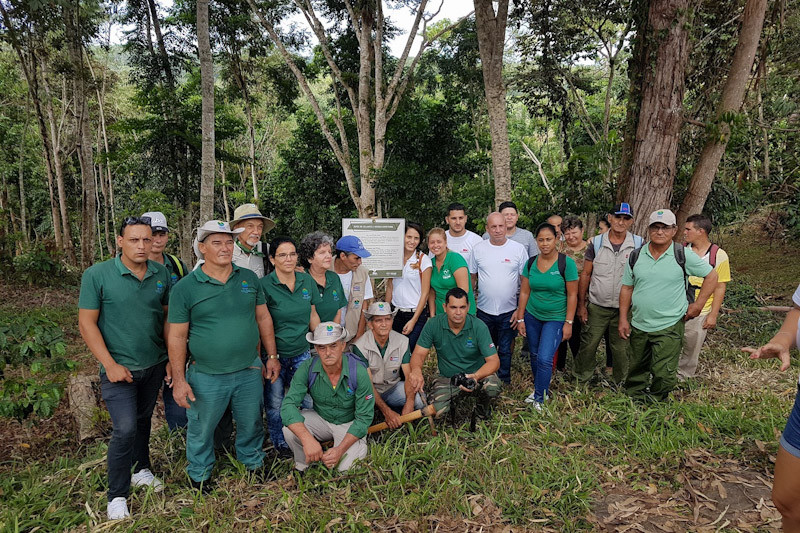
top-left (336, 235), bottom-right (372, 258)
top-left (612, 202), bottom-right (634, 218)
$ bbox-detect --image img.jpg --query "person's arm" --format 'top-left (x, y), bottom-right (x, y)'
top-left (404, 266), bottom-right (432, 336)
top-left (427, 288), bottom-right (437, 317)
top-left (454, 266), bottom-right (471, 296)
top-left (256, 303), bottom-right (280, 383)
top-left (167, 321), bottom-right (195, 408)
top-left (703, 282), bottom-right (727, 329)
top-left (742, 303), bottom-right (800, 371)
top-left (618, 285), bottom-right (633, 339)
top-left (685, 269), bottom-right (718, 320)
top-left (384, 278), bottom-right (394, 306)
top-left (513, 276), bottom-right (531, 336)
top-left (333, 308), bottom-right (342, 324)
top-left (401, 362), bottom-right (416, 415)
top-left (286, 422), bottom-right (324, 464)
top-left (282, 360), bottom-right (323, 463)
top-left (79, 309), bottom-right (132, 383)
top-left (372, 380), bottom-right (401, 429)
top-left (467, 354), bottom-right (500, 385)
top-left (407, 344), bottom-right (431, 396)
top-left (470, 272), bottom-right (478, 294)
top-left (562, 280), bottom-right (578, 341)
top-left (162, 305), bottom-right (173, 384)
top-left (355, 310), bottom-right (367, 340)
top-left (323, 364), bottom-right (375, 468)
top-left (310, 305), bottom-right (321, 331)
top-left (577, 260), bottom-right (594, 324)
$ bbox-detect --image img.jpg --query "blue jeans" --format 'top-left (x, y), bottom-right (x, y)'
top-left (163, 379), bottom-right (187, 430)
top-left (265, 351), bottom-right (312, 450)
top-left (381, 381), bottom-right (424, 410)
top-left (781, 385), bottom-right (800, 459)
top-left (185, 360), bottom-right (265, 482)
top-left (477, 308), bottom-right (517, 384)
top-left (524, 312), bottom-right (563, 403)
top-left (101, 361), bottom-right (166, 500)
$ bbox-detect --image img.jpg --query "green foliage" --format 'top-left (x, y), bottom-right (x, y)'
top-left (0, 378), bottom-right (63, 419)
top-left (12, 243), bottom-right (65, 287)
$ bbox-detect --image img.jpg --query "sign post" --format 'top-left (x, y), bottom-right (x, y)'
top-left (341, 218), bottom-right (405, 278)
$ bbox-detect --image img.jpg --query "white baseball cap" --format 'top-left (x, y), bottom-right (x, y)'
top-left (142, 211), bottom-right (169, 232)
top-left (193, 220), bottom-right (245, 260)
top-left (648, 209), bottom-right (677, 226)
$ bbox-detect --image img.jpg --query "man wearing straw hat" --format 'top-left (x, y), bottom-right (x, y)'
top-left (352, 302), bottom-right (424, 429)
top-left (168, 220), bottom-right (279, 489)
top-left (230, 203), bottom-right (276, 279)
top-left (281, 322), bottom-right (374, 472)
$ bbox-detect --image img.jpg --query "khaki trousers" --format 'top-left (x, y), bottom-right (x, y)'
top-left (282, 409), bottom-right (368, 472)
top-left (678, 313), bottom-right (708, 379)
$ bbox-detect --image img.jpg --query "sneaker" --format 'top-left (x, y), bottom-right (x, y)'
top-left (531, 401), bottom-right (544, 413)
top-left (107, 497), bottom-right (130, 520)
top-left (131, 469), bottom-right (164, 492)
top-left (524, 391), bottom-right (537, 404)
top-left (190, 478), bottom-right (214, 494)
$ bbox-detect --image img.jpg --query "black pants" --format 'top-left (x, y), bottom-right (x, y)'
top-left (555, 320), bottom-right (582, 371)
top-left (392, 307), bottom-right (429, 351)
top-left (101, 361), bottom-right (166, 500)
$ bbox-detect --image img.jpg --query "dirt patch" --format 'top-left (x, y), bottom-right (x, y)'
top-left (0, 282), bottom-right (78, 311)
top-left (592, 448), bottom-right (780, 532)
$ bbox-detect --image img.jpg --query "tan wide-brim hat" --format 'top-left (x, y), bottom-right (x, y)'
top-left (230, 203), bottom-right (276, 233)
top-left (364, 301), bottom-right (397, 319)
top-left (306, 322), bottom-right (349, 345)
top-left (194, 220), bottom-right (245, 260)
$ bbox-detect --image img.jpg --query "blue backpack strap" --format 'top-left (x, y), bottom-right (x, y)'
top-left (345, 351), bottom-right (367, 392)
top-left (592, 234), bottom-right (603, 253)
top-left (632, 234), bottom-right (644, 249)
top-left (307, 355), bottom-right (321, 389)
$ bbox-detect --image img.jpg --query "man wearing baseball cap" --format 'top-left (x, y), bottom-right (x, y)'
top-left (618, 209), bottom-right (718, 400)
top-left (167, 220), bottom-right (279, 489)
top-left (333, 236), bottom-right (374, 342)
top-left (230, 203), bottom-right (276, 279)
top-left (574, 202), bottom-right (642, 386)
top-left (352, 302), bottom-right (424, 429)
top-left (281, 322), bottom-right (374, 472)
top-left (142, 211), bottom-right (189, 431)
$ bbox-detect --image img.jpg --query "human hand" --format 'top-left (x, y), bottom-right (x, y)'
top-left (401, 319), bottom-right (416, 336)
top-left (409, 369), bottom-right (424, 392)
top-left (562, 323), bottom-right (573, 342)
top-left (684, 302), bottom-right (702, 321)
top-left (618, 319), bottom-right (631, 340)
top-left (107, 362), bottom-right (133, 383)
top-left (741, 342), bottom-right (791, 372)
top-left (702, 314), bottom-right (717, 330)
top-left (302, 437), bottom-right (324, 464)
top-left (165, 363), bottom-right (173, 387)
top-left (382, 407), bottom-right (402, 429)
top-left (172, 380), bottom-right (196, 409)
top-left (577, 306), bottom-right (588, 325)
top-left (322, 445), bottom-right (345, 468)
top-left (263, 358), bottom-right (281, 383)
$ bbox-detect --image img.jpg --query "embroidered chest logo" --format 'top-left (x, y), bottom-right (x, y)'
top-left (170, 273), bottom-right (178, 285)
top-left (441, 268), bottom-right (452, 279)
top-left (301, 287), bottom-right (311, 300)
top-left (465, 337), bottom-right (474, 348)
top-left (241, 280), bottom-right (255, 294)
top-left (353, 299), bottom-right (361, 307)
top-left (155, 280), bottom-right (165, 294)
top-left (332, 289), bottom-right (339, 301)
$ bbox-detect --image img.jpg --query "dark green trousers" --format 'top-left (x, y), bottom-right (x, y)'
top-left (574, 303), bottom-right (630, 385)
top-left (625, 320), bottom-right (685, 400)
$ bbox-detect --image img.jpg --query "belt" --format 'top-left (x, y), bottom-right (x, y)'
top-left (397, 307), bottom-right (416, 313)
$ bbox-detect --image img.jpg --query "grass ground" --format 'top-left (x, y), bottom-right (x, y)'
top-left (1, 217), bottom-right (799, 532)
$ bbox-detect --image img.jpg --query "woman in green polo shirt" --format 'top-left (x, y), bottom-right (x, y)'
top-left (260, 236), bottom-right (321, 456)
top-left (427, 227), bottom-right (476, 317)
top-left (299, 231), bottom-right (346, 323)
top-left (513, 223), bottom-right (578, 410)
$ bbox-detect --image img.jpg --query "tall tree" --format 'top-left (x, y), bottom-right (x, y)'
top-left (246, 0), bottom-right (470, 216)
top-left (675, 0), bottom-right (768, 227)
top-left (197, 0), bottom-right (215, 222)
top-left (473, 0), bottom-right (511, 207)
top-left (618, 0), bottom-right (692, 235)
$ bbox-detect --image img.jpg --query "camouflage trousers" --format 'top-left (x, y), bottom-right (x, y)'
top-left (431, 374), bottom-right (501, 418)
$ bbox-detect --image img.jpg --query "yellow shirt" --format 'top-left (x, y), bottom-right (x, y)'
top-left (688, 246), bottom-right (731, 315)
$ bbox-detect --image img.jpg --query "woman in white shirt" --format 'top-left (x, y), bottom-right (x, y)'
top-left (385, 222), bottom-right (432, 349)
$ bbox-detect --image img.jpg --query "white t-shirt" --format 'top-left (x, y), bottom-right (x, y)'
top-left (468, 239), bottom-right (527, 315)
top-left (391, 251), bottom-right (433, 310)
top-left (338, 270), bottom-right (374, 326)
top-left (445, 230), bottom-right (483, 262)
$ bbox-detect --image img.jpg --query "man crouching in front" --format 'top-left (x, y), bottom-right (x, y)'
top-left (281, 322), bottom-right (374, 472)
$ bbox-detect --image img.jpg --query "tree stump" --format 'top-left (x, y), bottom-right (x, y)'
top-left (68, 374), bottom-right (100, 440)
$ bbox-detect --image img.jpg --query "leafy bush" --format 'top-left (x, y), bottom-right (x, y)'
top-left (12, 243), bottom-right (65, 286)
top-left (0, 379), bottom-right (63, 419)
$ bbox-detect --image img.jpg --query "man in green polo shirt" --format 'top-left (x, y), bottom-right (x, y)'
top-left (619, 209), bottom-right (718, 400)
top-left (281, 322), bottom-right (374, 472)
top-left (78, 215), bottom-right (170, 520)
top-left (407, 287), bottom-right (501, 417)
top-left (168, 220), bottom-right (279, 489)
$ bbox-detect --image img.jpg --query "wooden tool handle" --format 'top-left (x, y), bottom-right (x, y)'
top-left (367, 404), bottom-right (437, 434)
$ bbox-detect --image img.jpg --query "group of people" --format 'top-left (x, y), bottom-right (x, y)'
top-left (80, 200), bottom-right (733, 521)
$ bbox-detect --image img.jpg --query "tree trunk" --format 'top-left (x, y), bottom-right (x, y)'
top-left (232, 53), bottom-right (258, 200)
top-left (474, 0), bottom-right (511, 207)
top-left (197, 0), bottom-right (215, 223)
top-left (66, 2), bottom-right (97, 268)
top-left (619, 0), bottom-right (692, 236)
top-left (676, 0), bottom-right (768, 228)
top-left (18, 97), bottom-right (30, 246)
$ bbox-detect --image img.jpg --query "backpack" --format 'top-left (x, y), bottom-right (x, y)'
top-left (165, 254), bottom-right (186, 278)
top-left (592, 233), bottom-right (644, 255)
top-left (307, 351), bottom-right (367, 393)
top-left (526, 253), bottom-right (567, 282)
top-left (628, 242), bottom-right (693, 303)
top-left (684, 242), bottom-right (719, 295)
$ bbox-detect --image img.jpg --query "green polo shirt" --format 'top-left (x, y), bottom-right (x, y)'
top-left (622, 243), bottom-right (713, 333)
top-left (522, 255), bottom-right (579, 321)
top-left (431, 251), bottom-right (476, 315)
top-left (281, 355), bottom-right (375, 438)
top-left (312, 270), bottom-right (347, 322)
top-left (260, 271), bottom-right (322, 358)
top-left (78, 256), bottom-right (169, 372)
top-left (168, 264), bottom-right (264, 374)
top-left (417, 314), bottom-right (497, 378)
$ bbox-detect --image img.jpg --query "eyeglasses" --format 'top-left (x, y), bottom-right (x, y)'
top-left (649, 225), bottom-right (675, 234)
top-left (119, 216), bottom-right (152, 234)
top-left (275, 252), bottom-right (298, 260)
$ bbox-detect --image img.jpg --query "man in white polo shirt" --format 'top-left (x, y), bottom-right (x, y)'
top-left (469, 212), bottom-right (528, 384)
top-left (444, 202), bottom-right (483, 261)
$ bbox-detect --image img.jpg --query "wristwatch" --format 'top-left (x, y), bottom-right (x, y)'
top-left (565, 319), bottom-right (574, 325)
top-left (266, 354), bottom-right (279, 360)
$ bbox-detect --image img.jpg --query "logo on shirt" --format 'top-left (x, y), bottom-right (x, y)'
top-left (489, 343), bottom-right (496, 349)
top-left (155, 280), bottom-right (164, 294)
top-left (550, 271), bottom-right (560, 276)
top-left (465, 337), bottom-right (474, 348)
top-left (170, 273), bottom-right (178, 285)
top-left (462, 248), bottom-right (469, 253)
top-left (241, 280), bottom-right (255, 294)
top-left (354, 299), bottom-right (361, 307)
top-left (441, 268), bottom-right (452, 280)
top-left (389, 356), bottom-right (399, 362)
top-left (503, 258), bottom-right (511, 263)
top-left (332, 289), bottom-right (339, 301)
top-left (301, 287), bottom-right (311, 300)
top-left (353, 285), bottom-right (361, 292)
top-left (365, 393), bottom-right (373, 400)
